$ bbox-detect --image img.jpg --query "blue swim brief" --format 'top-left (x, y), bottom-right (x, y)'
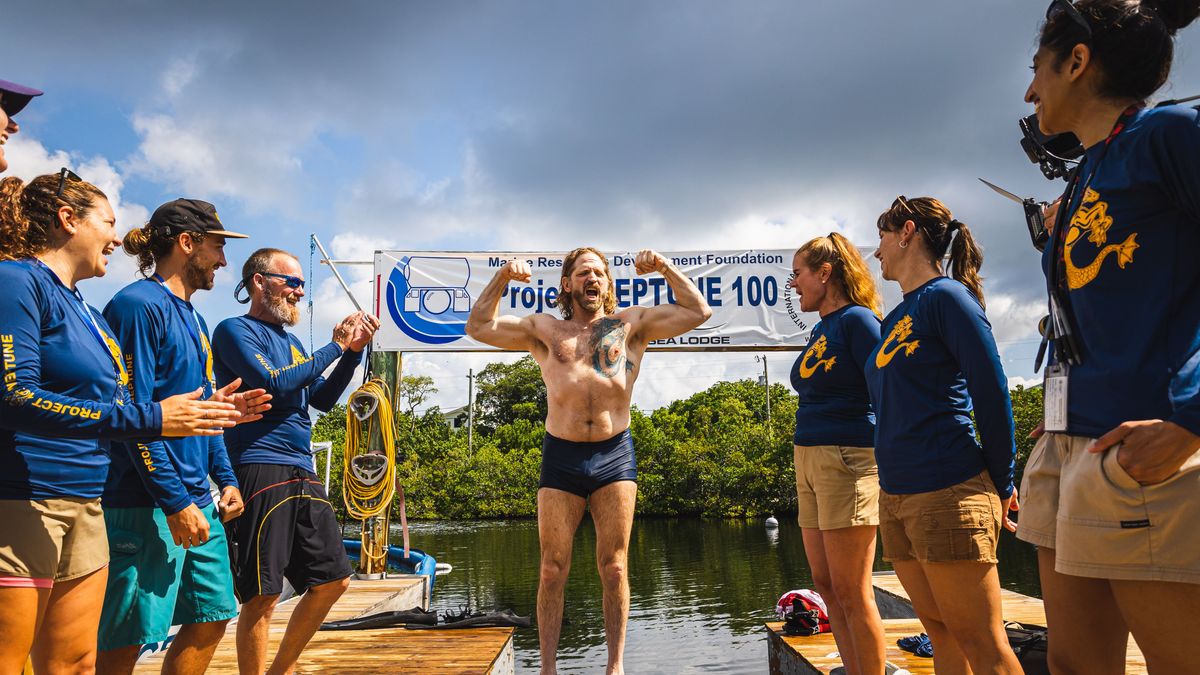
top-left (539, 429), bottom-right (637, 498)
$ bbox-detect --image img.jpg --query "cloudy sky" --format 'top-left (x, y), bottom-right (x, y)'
top-left (3, 1), bottom-right (1198, 413)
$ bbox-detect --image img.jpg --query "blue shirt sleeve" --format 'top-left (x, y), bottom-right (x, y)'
top-left (207, 435), bottom-right (238, 491)
top-left (843, 308), bottom-right (882, 374)
top-left (931, 286), bottom-right (1017, 498)
top-left (103, 296), bottom-right (193, 514)
top-left (212, 320), bottom-right (345, 397)
top-left (0, 270), bottom-right (162, 440)
top-left (308, 346), bottom-right (364, 412)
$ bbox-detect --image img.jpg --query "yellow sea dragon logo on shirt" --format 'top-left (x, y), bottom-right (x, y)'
top-left (798, 334), bottom-right (837, 379)
top-left (875, 315), bottom-right (920, 369)
top-left (1064, 188), bottom-right (1138, 290)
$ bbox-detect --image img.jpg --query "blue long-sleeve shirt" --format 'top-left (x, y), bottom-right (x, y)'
top-left (102, 279), bottom-right (238, 514)
top-left (1044, 105), bottom-right (1200, 437)
top-left (865, 277), bottom-right (1016, 499)
top-left (791, 304), bottom-right (880, 447)
top-left (0, 260), bottom-right (162, 499)
top-left (213, 315), bottom-right (361, 472)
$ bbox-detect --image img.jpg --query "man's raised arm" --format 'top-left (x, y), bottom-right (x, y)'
top-left (465, 260), bottom-right (539, 351)
top-left (632, 249), bottom-right (712, 342)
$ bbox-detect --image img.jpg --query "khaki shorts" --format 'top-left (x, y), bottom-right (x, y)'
top-left (0, 497), bottom-right (108, 586)
top-left (1017, 433), bottom-right (1200, 584)
top-left (794, 445), bottom-right (880, 530)
top-left (879, 472), bottom-right (1002, 563)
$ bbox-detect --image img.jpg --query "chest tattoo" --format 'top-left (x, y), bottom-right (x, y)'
top-left (589, 318), bottom-right (628, 378)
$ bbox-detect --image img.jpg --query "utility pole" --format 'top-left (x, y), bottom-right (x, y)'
top-left (466, 368), bottom-right (475, 458)
top-left (756, 354), bottom-right (771, 429)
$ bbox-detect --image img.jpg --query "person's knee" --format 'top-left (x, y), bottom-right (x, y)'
top-left (310, 577), bottom-right (350, 598)
top-left (540, 551), bottom-right (571, 586)
top-left (810, 569), bottom-right (834, 600)
top-left (241, 593), bottom-right (281, 614)
top-left (828, 575), bottom-right (872, 614)
top-left (946, 626), bottom-right (1003, 663)
top-left (598, 557), bottom-right (627, 589)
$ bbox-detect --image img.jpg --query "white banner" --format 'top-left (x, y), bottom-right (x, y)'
top-left (372, 249), bottom-right (858, 352)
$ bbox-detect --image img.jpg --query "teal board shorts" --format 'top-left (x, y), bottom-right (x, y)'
top-left (97, 504), bottom-right (238, 651)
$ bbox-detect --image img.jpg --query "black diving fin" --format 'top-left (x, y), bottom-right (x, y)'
top-left (318, 607), bottom-right (438, 631)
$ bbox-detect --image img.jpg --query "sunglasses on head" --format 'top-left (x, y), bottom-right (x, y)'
top-left (1046, 0), bottom-right (1092, 40)
top-left (260, 272), bottom-right (305, 290)
top-left (56, 167), bottom-right (82, 198)
top-left (893, 195), bottom-right (917, 217)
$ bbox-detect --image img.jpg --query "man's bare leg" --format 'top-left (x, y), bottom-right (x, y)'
top-left (162, 620), bottom-right (231, 675)
top-left (588, 480), bottom-right (637, 675)
top-left (95, 645), bottom-right (140, 675)
top-left (265, 578), bottom-right (349, 675)
top-left (235, 594), bottom-right (279, 675)
top-left (537, 487), bottom-right (587, 675)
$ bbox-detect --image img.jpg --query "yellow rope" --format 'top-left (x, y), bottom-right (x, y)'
top-left (343, 378), bottom-right (396, 572)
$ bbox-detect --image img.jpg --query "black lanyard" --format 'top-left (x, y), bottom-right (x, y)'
top-left (1044, 106), bottom-right (1138, 365)
top-left (1048, 106), bottom-right (1138, 298)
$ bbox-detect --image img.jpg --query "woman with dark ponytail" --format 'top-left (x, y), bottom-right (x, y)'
top-left (0, 174), bottom-right (239, 673)
top-left (1020, 1), bottom-right (1200, 671)
top-left (866, 196), bottom-right (1021, 675)
top-left (788, 233), bottom-right (887, 675)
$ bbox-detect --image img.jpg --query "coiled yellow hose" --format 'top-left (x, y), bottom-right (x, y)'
top-left (343, 378), bottom-right (397, 573)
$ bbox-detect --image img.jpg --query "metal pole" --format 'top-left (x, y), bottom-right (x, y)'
top-left (310, 234), bottom-right (364, 312)
top-left (467, 369), bottom-right (475, 458)
top-left (763, 355), bottom-right (771, 423)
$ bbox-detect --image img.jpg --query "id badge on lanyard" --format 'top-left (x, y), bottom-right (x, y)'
top-left (1043, 362), bottom-right (1069, 432)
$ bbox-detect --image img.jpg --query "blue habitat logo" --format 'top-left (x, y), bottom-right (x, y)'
top-left (386, 256), bottom-right (474, 345)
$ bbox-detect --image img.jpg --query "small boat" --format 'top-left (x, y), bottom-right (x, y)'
top-left (342, 539), bottom-right (444, 591)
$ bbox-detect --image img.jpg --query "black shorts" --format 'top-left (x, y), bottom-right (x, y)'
top-left (224, 463), bottom-right (351, 601)
top-left (539, 429), bottom-right (637, 498)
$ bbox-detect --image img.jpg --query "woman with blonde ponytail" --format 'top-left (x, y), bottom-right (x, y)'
top-left (866, 196), bottom-right (1021, 675)
top-left (0, 173), bottom-right (239, 674)
top-left (788, 233), bottom-right (889, 675)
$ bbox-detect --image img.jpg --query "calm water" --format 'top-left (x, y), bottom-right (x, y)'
top-left (387, 519), bottom-right (1041, 674)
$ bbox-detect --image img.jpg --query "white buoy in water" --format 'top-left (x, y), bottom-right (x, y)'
top-left (765, 516), bottom-right (779, 528)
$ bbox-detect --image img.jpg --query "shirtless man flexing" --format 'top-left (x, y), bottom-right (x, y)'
top-left (466, 248), bottom-right (711, 675)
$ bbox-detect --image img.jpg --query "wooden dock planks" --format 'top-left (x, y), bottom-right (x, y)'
top-left (766, 572), bottom-right (1149, 674)
top-left (134, 576), bottom-right (516, 674)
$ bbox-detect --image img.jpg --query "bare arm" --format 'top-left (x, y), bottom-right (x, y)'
top-left (631, 249), bottom-right (712, 343)
top-left (465, 261), bottom-right (540, 351)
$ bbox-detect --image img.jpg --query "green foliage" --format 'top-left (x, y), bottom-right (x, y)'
top-left (474, 356), bottom-right (547, 433)
top-left (313, 364), bottom-right (1041, 521)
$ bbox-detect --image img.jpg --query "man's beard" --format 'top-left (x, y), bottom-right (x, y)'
top-left (571, 286), bottom-right (605, 314)
top-left (184, 257), bottom-right (214, 291)
top-left (264, 291), bottom-right (300, 326)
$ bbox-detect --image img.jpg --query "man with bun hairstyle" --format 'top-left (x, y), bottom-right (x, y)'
top-left (95, 199), bottom-right (270, 674)
top-left (213, 247), bottom-right (378, 675)
top-left (0, 79), bottom-right (43, 173)
top-left (466, 248), bottom-right (711, 675)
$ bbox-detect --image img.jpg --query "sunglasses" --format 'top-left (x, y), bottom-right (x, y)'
top-left (893, 195), bottom-right (917, 216)
top-left (56, 167), bottom-right (82, 198)
top-left (260, 272), bottom-right (305, 290)
top-left (1046, 0), bottom-right (1092, 40)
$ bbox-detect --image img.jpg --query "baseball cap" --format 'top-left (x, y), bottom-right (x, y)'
top-left (149, 198), bottom-right (249, 239)
top-left (0, 79), bottom-right (44, 117)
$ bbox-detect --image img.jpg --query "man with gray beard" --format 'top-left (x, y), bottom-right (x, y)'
top-left (212, 247), bottom-right (378, 675)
